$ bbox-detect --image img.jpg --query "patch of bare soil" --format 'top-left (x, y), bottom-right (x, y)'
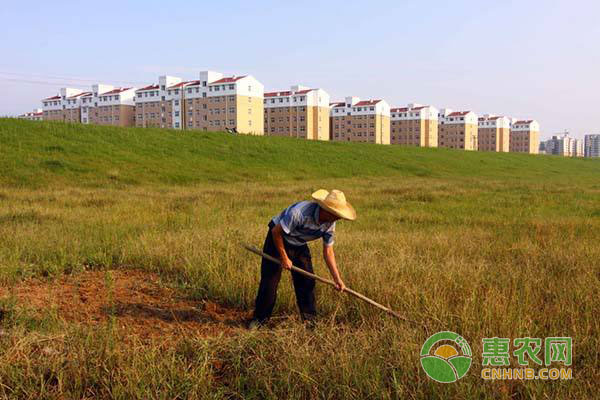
top-left (0, 270), bottom-right (251, 340)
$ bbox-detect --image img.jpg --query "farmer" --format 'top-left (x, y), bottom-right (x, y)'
top-left (248, 189), bottom-right (356, 328)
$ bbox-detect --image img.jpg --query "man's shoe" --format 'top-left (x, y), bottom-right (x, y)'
top-left (301, 313), bottom-right (317, 330)
top-left (246, 319), bottom-right (263, 330)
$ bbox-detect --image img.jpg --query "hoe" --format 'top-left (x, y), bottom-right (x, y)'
top-left (243, 243), bottom-right (420, 326)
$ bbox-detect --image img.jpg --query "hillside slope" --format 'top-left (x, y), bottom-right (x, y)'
top-left (1, 119), bottom-right (598, 187)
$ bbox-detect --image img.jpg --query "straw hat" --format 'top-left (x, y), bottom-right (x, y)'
top-left (311, 189), bottom-right (356, 221)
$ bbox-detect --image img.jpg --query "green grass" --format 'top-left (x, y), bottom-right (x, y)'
top-left (0, 118), bottom-right (598, 399)
top-left (1, 118), bottom-right (599, 188)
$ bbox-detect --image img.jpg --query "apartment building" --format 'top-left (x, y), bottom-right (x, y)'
top-left (477, 115), bottom-right (510, 152)
top-left (41, 84), bottom-right (136, 126)
top-left (136, 71), bottom-right (264, 134)
top-left (81, 84), bottom-right (114, 124)
top-left (135, 75), bottom-right (186, 129)
top-left (64, 91), bottom-right (91, 123)
top-left (84, 87), bottom-right (136, 126)
top-left (390, 103), bottom-right (438, 147)
top-left (263, 85), bottom-right (330, 140)
top-left (330, 97), bottom-right (390, 144)
top-left (438, 109), bottom-right (478, 150)
top-left (42, 88), bottom-right (82, 121)
top-left (584, 134), bottom-right (600, 158)
top-left (18, 108), bottom-right (43, 121)
top-left (510, 120), bottom-right (540, 154)
top-left (184, 71), bottom-right (264, 134)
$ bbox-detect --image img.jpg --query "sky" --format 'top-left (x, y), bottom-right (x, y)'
top-left (1, 0), bottom-right (599, 139)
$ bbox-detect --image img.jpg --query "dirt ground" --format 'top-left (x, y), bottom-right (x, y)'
top-left (0, 270), bottom-right (251, 340)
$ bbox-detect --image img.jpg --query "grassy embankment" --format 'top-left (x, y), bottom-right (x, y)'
top-left (0, 119), bottom-right (598, 399)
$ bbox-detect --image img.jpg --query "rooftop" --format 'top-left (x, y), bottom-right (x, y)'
top-left (448, 111), bottom-right (472, 117)
top-left (391, 105), bottom-right (428, 112)
top-left (354, 100), bottom-right (381, 106)
top-left (100, 87), bottom-right (134, 95)
top-left (67, 92), bottom-right (92, 99)
top-left (264, 88), bottom-right (314, 97)
top-left (210, 75), bottom-right (247, 84)
top-left (168, 80), bottom-right (200, 89)
top-left (136, 84), bottom-right (159, 92)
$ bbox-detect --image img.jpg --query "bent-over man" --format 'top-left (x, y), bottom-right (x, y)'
top-left (248, 189), bottom-right (356, 328)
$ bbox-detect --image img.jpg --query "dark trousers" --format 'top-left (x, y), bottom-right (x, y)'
top-left (253, 226), bottom-right (316, 322)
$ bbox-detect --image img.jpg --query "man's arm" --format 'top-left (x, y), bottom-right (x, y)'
top-left (271, 223), bottom-right (292, 270)
top-left (323, 244), bottom-right (346, 291)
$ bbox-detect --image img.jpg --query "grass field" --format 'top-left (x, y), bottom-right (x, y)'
top-left (0, 118), bottom-right (598, 399)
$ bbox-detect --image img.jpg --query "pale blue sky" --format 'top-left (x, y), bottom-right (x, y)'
top-left (1, 0), bottom-right (598, 138)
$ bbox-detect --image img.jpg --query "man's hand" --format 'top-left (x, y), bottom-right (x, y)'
top-left (271, 224), bottom-right (292, 270)
top-left (280, 256), bottom-right (293, 270)
top-left (334, 277), bottom-right (346, 292)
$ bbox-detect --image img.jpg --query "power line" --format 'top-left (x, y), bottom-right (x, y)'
top-left (0, 77), bottom-right (88, 88)
top-left (0, 71), bottom-right (148, 86)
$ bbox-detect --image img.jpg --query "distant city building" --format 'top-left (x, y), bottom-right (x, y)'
top-left (264, 85), bottom-right (330, 140)
top-left (584, 134), bottom-right (600, 158)
top-left (330, 97), bottom-right (390, 144)
top-left (477, 114), bottom-right (510, 152)
top-left (390, 104), bottom-right (438, 147)
top-left (571, 138), bottom-right (584, 157)
top-left (510, 120), bottom-right (539, 154)
top-left (543, 132), bottom-right (583, 157)
top-left (18, 108), bottom-right (43, 121)
top-left (538, 141), bottom-right (546, 154)
top-left (438, 109), bottom-right (478, 150)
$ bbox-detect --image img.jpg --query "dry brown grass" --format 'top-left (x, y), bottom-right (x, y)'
top-left (0, 175), bottom-right (598, 398)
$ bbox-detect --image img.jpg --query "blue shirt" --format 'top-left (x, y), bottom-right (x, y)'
top-left (271, 201), bottom-right (336, 247)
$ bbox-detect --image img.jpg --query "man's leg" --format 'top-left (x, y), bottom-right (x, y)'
top-left (289, 245), bottom-right (317, 321)
top-left (253, 229), bottom-right (283, 323)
